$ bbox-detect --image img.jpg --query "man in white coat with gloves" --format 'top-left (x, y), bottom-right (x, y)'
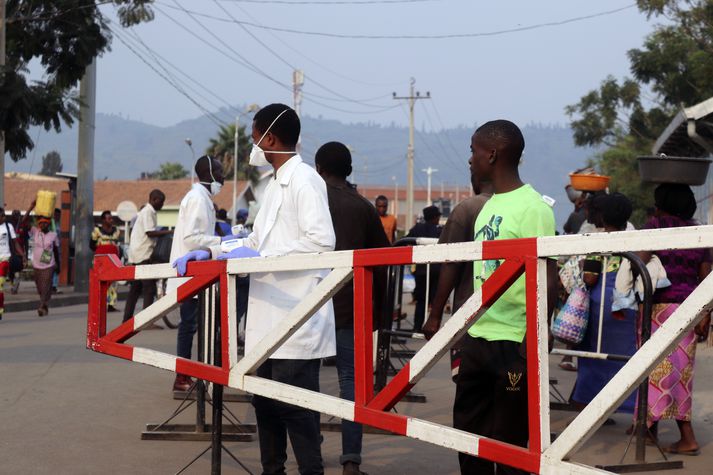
top-left (173, 103), bottom-right (336, 475)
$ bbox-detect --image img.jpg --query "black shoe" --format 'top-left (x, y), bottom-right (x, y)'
top-left (108, 305), bottom-right (119, 312)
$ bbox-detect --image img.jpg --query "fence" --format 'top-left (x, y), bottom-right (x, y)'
top-left (86, 225), bottom-right (713, 474)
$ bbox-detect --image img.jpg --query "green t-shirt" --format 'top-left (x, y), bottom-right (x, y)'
top-left (469, 184), bottom-right (555, 342)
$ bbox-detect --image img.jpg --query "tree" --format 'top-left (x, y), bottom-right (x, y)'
top-left (0, 1), bottom-right (154, 161)
top-left (141, 162), bottom-right (189, 180)
top-left (566, 0), bottom-right (713, 225)
top-left (39, 150), bottom-right (63, 176)
top-left (207, 123), bottom-right (259, 183)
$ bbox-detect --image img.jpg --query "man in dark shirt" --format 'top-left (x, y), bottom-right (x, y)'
top-left (422, 173), bottom-right (493, 381)
top-left (406, 205), bottom-right (442, 332)
top-left (315, 141), bottom-right (390, 475)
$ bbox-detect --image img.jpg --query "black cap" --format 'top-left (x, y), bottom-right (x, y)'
top-left (423, 205), bottom-right (441, 221)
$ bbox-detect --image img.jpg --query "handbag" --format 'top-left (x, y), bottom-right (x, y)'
top-left (5, 223), bottom-right (23, 275)
top-left (551, 286), bottom-right (590, 345)
top-left (150, 235), bottom-right (173, 264)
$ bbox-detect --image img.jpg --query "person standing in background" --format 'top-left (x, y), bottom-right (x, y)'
top-left (91, 210), bottom-right (122, 312)
top-left (123, 189), bottom-right (170, 323)
top-left (406, 205), bottom-right (442, 332)
top-left (316, 141), bottom-right (390, 475)
top-left (0, 208), bottom-right (25, 319)
top-left (375, 195), bottom-right (397, 243)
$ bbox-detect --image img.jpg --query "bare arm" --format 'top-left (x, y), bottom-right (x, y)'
top-left (423, 262), bottom-right (462, 340)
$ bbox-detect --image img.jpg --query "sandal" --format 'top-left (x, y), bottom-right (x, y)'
top-left (664, 443), bottom-right (700, 456)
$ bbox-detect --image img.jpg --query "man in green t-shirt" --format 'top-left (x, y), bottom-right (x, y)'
top-left (453, 120), bottom-right (557, 475)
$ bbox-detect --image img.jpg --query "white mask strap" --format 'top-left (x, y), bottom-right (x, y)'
top-left (255, 109), bottom-right (291, 148)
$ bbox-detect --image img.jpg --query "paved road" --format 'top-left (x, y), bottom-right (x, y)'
top-left (1, 303), bottom-right (712, 474)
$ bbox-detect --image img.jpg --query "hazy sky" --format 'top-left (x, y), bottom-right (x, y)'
top-left (95, 0), bottom-right (656, 130)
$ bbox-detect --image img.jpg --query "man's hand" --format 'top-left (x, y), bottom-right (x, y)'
top-left (422, 313), bottom-right (442, 340)
top-left (172, 250), bottom-right (211, 276)
top-left (217, 247), bottom-right (260, 260)
top-left (695, 313), bottom-right (711, 342)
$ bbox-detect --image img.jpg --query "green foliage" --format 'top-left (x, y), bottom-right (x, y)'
top-left (0, 1), bottom-right (154, 161)
top-left (142, 162), bottom-right (189, 180)
top-left (567, 0), bottom-right (713, 222)
top-left (39, 150), bottom-right (63, 176)
top-left (206, 123), bottom-right (259, 182)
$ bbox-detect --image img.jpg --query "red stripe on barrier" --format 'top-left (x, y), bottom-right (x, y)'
top-left (524, 257), bottom-right (542, 455)
top-left (366, 362), bottom-right (413, 411)
top-left (175, 359), bottom-right (229, 386)
top-left (184, 259), bottom-right (227, 277)
top-left (354, 406), bottom-right (407, 435)
top-left (353, 266), bottom-right (374, 406)
top-left (478, 439), bottom-right (540, 473)
top-left (353, 246), bottom-right (413, 267)
top-left (86, 268), bottom-right (104, 348)
top-left (482, 238), bottom-right (537, 261)
top-left (95, 340), bottom-right (135, 361)
top-left (104, 319), bottom-right (138, 344)
top-left (93, 254), bottom-right (136, 281)
top-left (176, 274), bottom-right (221, 303)
top-left (480, 259), bottom-right (526, 308)
top-left (220, 273), bottom-right (230, 370)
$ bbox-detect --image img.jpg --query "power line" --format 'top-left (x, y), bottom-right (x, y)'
top-left (109, 25), bottom-right (228, 128)
top-left (216, 0), bottom-right (437, 4)
top-left (157, 3), bottom-right (401, 115)
top-left (211, 0), bottom-right (396, 109)
top-left (226, 1), bottom-right (404, 87)
top-left (158, 2), bottom-right (636, 40)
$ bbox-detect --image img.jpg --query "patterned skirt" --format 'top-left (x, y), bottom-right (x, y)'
top-left (647, 303), bottom-right (696, 422)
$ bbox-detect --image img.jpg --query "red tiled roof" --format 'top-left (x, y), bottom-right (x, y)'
top-left (3, 176), bottom-right (249, 213)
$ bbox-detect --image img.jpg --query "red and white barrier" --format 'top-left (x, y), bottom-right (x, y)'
top-left (87, 225), bottom-right (713, 474)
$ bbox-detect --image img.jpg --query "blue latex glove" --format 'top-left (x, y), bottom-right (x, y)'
top-left (217, 246), bottom-right (261, 260)
top-left (220, 234), bottom-right (243, 242)
top-left (172, 249), bottom-right (211, 276)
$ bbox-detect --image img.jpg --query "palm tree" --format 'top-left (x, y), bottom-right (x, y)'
top-left (207, 123), bottom-right (259, 183)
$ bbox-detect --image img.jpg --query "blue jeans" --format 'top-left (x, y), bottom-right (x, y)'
top-left (253, 358), bottom-right (323, 475)
top-left (177, 298), bottom-right (198, 359)
top-left (336, 328), bottom-right (362, 465)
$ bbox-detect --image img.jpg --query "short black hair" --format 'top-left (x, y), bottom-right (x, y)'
top-left (253, 103), bottom-right (300, 148)
top-left (194, 155), bottom-right (219, 182)
top-left (149, 189), bottom-right (165, 201)
top-left (315, 142), bottom-right (352, 178)
top-left (475, 120), bottom-right (525, 165)
top-left (101, 210), bottom-right (112, 220)
top-left (217, 208), bottom-right (228, 220)
top-left (375, 195), bottom-right (388, 203)
top-left (654, 183), bottom-right (696, 220)
top-left (597, 193), bottom-right (632, 230)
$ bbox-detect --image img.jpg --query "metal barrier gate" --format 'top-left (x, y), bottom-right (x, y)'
top-left (87, 226), bottom-right (713, 474)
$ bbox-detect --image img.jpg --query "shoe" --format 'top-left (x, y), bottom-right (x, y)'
top-left (37, 306), bottom-right (48, 317)
top-left (108, 305), bottom-right (119, 312)
top-left (343, 462), bottom-right (368, 475)
top-left (558, 360), bottom-right (577, 371)
top-left (173, 374), bottom-right (194, 392)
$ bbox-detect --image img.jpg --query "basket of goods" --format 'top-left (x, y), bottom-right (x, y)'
top-left (638, 154), bottom-right (711, 186)
top-left (569, 168), bottom-right (610, 192)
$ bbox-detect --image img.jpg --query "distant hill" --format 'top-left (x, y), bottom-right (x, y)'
top-left (7, 111), bottom-right (596, 227)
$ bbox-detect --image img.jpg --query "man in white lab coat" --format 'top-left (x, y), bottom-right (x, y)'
top-left (174, 104), bottom-right (336, 474)
top-left (168, 155), bottom-right (236, 392)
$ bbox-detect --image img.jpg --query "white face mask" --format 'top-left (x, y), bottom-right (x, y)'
top-left (249, 108), bottom-right (296, 167)
top-left (199, 156), bottom-right (223, 196)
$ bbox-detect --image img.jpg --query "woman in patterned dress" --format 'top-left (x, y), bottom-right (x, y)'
top-left (91, 210), bottom-right (122, 311)
top-left (639, 183), bottom-right (711, 456)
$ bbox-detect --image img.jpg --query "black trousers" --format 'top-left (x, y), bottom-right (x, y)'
top-left (453, 336), bottom-right (529, 475)
top-left (122, 260), bottom-right (157, 323)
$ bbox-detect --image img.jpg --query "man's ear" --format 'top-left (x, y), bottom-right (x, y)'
top-left (488, 149), bottom-right (497, 165)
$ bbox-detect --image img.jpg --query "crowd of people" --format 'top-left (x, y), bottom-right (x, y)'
top-left (5, 102), bottom-right (711, 474)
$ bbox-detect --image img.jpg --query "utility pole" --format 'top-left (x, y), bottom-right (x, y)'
top-left (393, 78), bottom-right (429, 230)
top-left (293, 69), bottom-right (304, 154)
top-left (74, 60), bottom-right (97, 293)
top-left (232, 104), bottom-right (259, 225)
top-left (455, 183), bottom-right (460, 203)
top-left (0, 0), bottom-right (6, 206)
top-left (392, 176), bottom-right (398, 217)
top-left (421, 166), bottom-right (438, 205)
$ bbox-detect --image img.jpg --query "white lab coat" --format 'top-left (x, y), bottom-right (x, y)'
top-left (166, 183), bottom-right (221, 295)
top-left (230, 155), bottom-right (337, 360)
